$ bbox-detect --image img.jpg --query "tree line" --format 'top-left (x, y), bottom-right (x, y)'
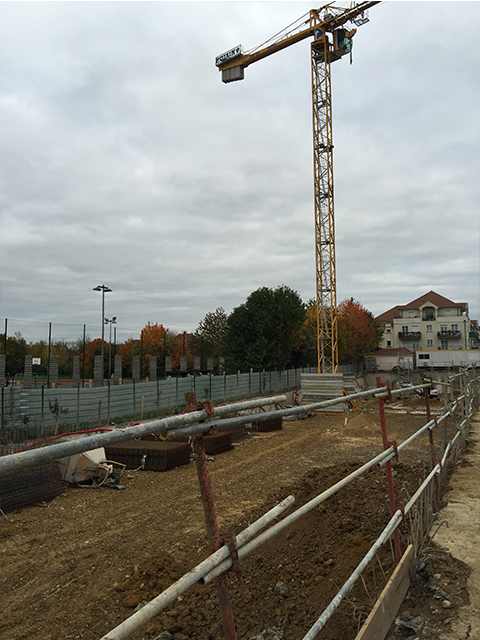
top-left (1, 286), bottom-right (382, 379)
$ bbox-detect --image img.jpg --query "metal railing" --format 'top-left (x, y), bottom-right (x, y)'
top-left (1, 366), bottom-right (336, 443)
top-left (98, 370), bottom-right (479, 640)
top-left (2, 368), bottom-right (478, 640)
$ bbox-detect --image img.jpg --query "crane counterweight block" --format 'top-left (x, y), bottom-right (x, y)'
top-left (222, 65), bottom-right (244, 84)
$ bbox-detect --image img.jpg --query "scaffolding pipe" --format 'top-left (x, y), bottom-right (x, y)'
top-left (166, 386), bottom-right (391, 439)
top-left (379, 408), bottom-right (450, 467)
top-left (303, 456), bottom-right (445, 639)
top-left (1, 382), bottom-right (432, 473)
top-left (102, 375), bottom-right (475, 640)
top-left (200, 445), bottom-right (395, 585)
top-left (100, 495), bottom-right (295, 640)
top-left (0, 395), bottom-right (287, 476)
top-left (302, 509), bottom-right (404, 640)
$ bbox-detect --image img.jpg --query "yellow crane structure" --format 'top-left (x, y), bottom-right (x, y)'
top-left (216, 2), bottom-right (379, 373)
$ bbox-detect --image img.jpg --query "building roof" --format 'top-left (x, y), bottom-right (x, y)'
top-left (375, 291), bottom-right (468, 325)
top-left (375, 305), bottom-right (402, 325)
top-left (402, 290), bottom-right (467, 311)
top-left (375, 348), bottom-right (414, 357)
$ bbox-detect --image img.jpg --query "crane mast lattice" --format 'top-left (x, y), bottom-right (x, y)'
top-left (216, 2), bottom-right (379, 373)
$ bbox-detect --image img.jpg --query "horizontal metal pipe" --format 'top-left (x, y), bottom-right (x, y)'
top-left (0, 395), bottom-right (286, 476)
top-left (302, 403), bottom-right (472, 640)
top-left (100, 494), bottom-right (294, 640)
top-left (404, 462), bottom-right (441, 514)
top-left (200, 445), bottom-right (394, 585)
top-left (166, 386), bottom-right (389, 440)
top-left (389, 382), bottom-right (431, 396)
top-left (429, 411), bottom-right (449, 428)
top-left (429, 379), bottom-right (453, 387)
top-left (379, 406), bottom-right (452, 467)
top-left (104, 372), bottom-right (475, 640)
top-left (378, 418), bottom-right (437, 467)
top-left (302, 509), bottom-right (404, 639)
top-left (441, 442), bottom-right (452, 466)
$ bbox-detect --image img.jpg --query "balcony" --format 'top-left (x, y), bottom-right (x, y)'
top-left (422, 315), bottom-right (435, 321)
top-left (398, 332), bottom-right (421, 340)
top-left (437, 330), bottom-right (461, 339)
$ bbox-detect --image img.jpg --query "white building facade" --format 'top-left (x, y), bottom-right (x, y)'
top-left (376, 291), bottom-right (479, 353)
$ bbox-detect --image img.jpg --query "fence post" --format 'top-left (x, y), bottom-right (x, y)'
top-left (423, 385), bottom-right (440, 511)
top-left (133, 379), bottom-right (136, 420)
top-left (107, 380), bottom-right (111, 424)
top-left (1, 386), bottom-right (3, 439)
top-left (175, 377), bottom-right (179, 413)
top-left (376, 377), bottom-right (402, 563)
top-left (41, 385), bottom-right (45, 436)
top-left (76, 384), bottom-right (80, 430)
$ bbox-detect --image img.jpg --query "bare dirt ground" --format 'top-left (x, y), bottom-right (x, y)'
top-left (0, 398), bottom-right (475, 640)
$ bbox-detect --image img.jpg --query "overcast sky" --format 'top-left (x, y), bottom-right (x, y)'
top-left (1, 1), bottom-right (479, 344)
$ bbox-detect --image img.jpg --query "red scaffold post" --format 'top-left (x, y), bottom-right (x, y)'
top-left (185, 393), bottom-right (238, 640)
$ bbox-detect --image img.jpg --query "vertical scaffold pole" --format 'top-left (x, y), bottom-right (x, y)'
top-left (186, 393), bottom-right (237, 640)
top-left (376, 378), bottom-right (402, 562)
top-left (423, 383), bottom-right (440, 511)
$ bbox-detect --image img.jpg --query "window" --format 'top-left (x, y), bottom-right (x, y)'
top-left (411, 325), bottom-right (419, 332)
top-left (412, 342), bottom-right (420, 350)
top-left (426, 339), bottom-right (433, 347)
top-left (408, 311), bottom-right (415, 318)
top-left (444, 309), bottom-right (452, 316)
top-left (426, 325), bottom-right (432, 332)
top-left (385, 324), bottom-right (391, 334)
top-left (451, 324), bottom-right (459, 332)
top-left (419, 354), bottom-right (430, 360)
top-left (440, 324), bottom-right (448, 332)
top-left (402, 326), bottom-right (408, 333)
top-left (440, 340), bottom-right (448, 350)
top-left (386, 340), bottom-right (392, 347)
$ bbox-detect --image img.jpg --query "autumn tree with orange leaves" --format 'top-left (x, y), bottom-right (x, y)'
top-left (337, 298), bottom-right (383, 364)
top-left (141, 322), bottom-right (183, 372)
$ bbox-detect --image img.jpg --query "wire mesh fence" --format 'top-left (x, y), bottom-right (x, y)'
top-left (0, 367), bottom-right (323, 444)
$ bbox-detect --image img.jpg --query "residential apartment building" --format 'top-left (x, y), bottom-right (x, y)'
top-left (376, 291), bottom-right (479, 352)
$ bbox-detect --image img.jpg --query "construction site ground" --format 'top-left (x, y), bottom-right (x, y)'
top-left (0, 396), bottom-right (478, 640)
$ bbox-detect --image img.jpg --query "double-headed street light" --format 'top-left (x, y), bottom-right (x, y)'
top-left (105, 316), bottom-right (117, 379)
top-left (93, 285), bottom-right (112, 385)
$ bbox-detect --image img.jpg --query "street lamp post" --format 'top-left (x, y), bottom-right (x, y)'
top-left (93, 285), bottom-right (112, 385)
top-left (105, 316), bottom-right (117, 379)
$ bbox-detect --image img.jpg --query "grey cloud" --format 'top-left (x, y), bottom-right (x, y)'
top-left (1, 1), bottom-right (479, 345)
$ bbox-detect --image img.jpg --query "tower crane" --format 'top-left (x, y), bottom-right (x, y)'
top-left (216, 2), bottom-right (379, 373)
